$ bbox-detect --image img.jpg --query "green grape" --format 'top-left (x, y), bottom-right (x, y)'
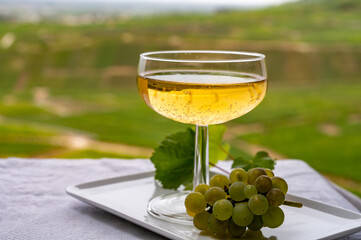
top-left (271, 177), bottom-right (288, 195)
top-left (184, 192), bottom-right (207, 214)
top-left (209, 174), bottom-right (230, 190)
top-left (244, 185), bottom-right (257, 199)
top-left (208, 215), bottom-right (228, 234)
top-left (213, 199), bottom-right (233, 221)
top-left (205, 187), bottom-right (227, 206)
top-left (247, 168), bottom-right (267, 185)
top-left (264, 168), bottom-right (274, 178)
top-left (229, 182), bottom-right (246, 201)
top-left (187, 209), bottom-right (196, 217)
top-left (248, 194), bottom-right (269, 215)
top-left (193, 211), bottom-right (211, 230)
top-left (262, 207), bottom-right (285, 228)
top-left (237, 202), bottom-right (248, 206)
top-left (254, 175), bottom-right (272, 193)
top-left (244, 229), bottom-right (265, 239)
top-left (266, 188), bottom-right (285, 207)
top-left (247, 215), bottom-right (263, 231)
top-left (228, 220), bottom-right (246, 237)
top-left (232, 203), bottom-right (254, 227)
top-left (194, 184), bottom-right (210, 195)
top-left (229, 168), bottom-right (248, 184)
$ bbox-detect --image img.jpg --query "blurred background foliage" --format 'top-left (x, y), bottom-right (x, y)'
top-left (0, 0), bottom-right (360, 196)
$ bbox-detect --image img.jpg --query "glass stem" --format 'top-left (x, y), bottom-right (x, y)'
top-left (193, 125), bottom-right (209, 188)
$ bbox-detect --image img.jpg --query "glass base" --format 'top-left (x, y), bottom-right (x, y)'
top-left (147, 192), bottom-right (193, 224)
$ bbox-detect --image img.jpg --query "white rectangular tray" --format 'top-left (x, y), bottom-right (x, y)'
top-left (66, 171), bottom-right (361, 240)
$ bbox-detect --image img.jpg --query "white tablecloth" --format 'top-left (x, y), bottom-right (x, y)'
top-left (0, 158), bottom-right (360, 240)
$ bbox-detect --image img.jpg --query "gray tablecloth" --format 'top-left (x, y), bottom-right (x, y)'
top-left (0, 158), bottom-right (360, 240)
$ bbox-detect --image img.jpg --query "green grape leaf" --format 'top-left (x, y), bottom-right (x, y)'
top-left (253, 151), bottom-right (275, 169)
top-left (209, 125), bottom-right (230, 165)
top-left (232, 156), bottom-right (252, 170)
top-left (232, 151), bottom-right (276, 171)
top-left (254, 151), bottom-right (269, 158)
top-left (150, 128), bottom-right (195, 189)
top-left (151, 125), bottom-right (229, 189)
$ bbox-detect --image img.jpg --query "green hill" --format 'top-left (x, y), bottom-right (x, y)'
top-left (110, 0), bottom-right (361, 44)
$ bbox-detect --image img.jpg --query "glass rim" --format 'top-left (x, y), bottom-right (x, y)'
top-left (140, 50), bottom-right (265, 63)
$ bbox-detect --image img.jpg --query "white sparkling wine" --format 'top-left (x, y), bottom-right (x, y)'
top-left (137, 71), bottom-right (267, 125)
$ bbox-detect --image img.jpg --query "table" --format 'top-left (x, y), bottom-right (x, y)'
top-left (0, 158), bottom-right (360, 240)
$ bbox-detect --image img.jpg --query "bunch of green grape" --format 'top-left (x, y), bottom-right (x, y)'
top-left (184, 168), bottom-right (289, 237)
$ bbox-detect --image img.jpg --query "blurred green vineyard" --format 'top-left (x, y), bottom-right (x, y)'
top-left (0, 0), bottom-right (360, 195)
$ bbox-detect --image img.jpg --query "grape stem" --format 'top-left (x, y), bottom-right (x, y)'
top-left (283, 200), bottom-right (303, 208)
top-left (218, 145), bottom-right (236, 160)
top-left (209, 162), bottom-right (230, 174)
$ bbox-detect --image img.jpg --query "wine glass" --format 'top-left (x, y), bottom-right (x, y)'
top-left (137, 50), bottom-right (267, 223)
